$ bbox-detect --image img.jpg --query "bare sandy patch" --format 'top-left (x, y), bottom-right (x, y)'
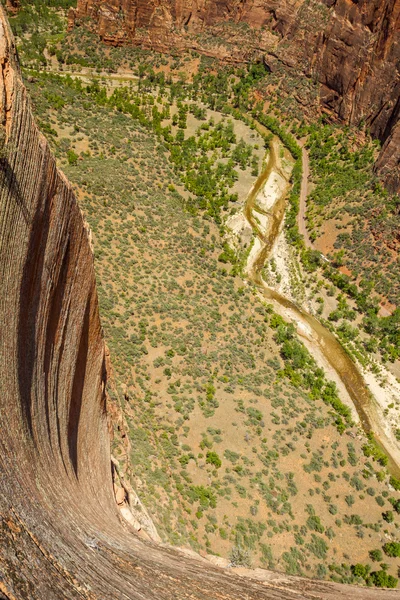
top-left (254, 170), bottom-right (287, 213)
top-left (362, 366), bottom-right (400, 467)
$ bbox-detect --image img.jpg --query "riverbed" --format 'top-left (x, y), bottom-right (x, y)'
top-left (227, 133), bottom-right (400, 478)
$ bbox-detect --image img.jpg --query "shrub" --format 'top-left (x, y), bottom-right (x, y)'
top-left (369, 549), bottom-right (383, 562)
top-left (382, 510), bottom-right (394, 523)
top-left (383, 542), bottom-right (400, 558)
top-left (307, 515), bottom-right (324, 533)
top-left (229, 545), bottom-right (252, 567)
top-left (389, 476), bottom-right (400, 491)
top-left (306, 534), bottom-right (328, 559)
top-left (67, 149), bottom-right (78, 165)
top-left (206, 451), bottom-right (222, 469)
top-left (367, 570), bottom-right (398, 588)
top-left (351, 563), bottom-right (369, 579)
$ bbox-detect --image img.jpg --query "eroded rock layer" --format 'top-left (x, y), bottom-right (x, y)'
top-left (70, 0), bottom-right (400, 192)
top-left (0, 6), bottom-right (398, 598)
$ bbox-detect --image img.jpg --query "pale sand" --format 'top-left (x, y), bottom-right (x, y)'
top-left (226, 136), bottom-right (400, 471)
top-left (270, 231), bottom-right (400, 466)
top-left (362, 367), bottom-right (400, 468)
top-left (254, 170), bottom-right (287, 212)
top-left (225, 212), bottom-right (252, 251)
top-left (226, 212), bottom-right (249, 237)
top-left (254, 288), bottom-right (359, 422)
top-left (252, 210), bottom-right (269, 236)
top-left (244, 236), bottom-right (262, 275)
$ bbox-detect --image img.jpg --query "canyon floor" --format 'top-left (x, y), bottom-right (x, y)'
top-left (7, 1), bottom-right (400, 591)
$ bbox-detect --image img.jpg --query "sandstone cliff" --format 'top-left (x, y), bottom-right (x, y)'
top-left (0, 6), bottom-right (398, 598)
top-left (70, 0), bottom-right (400, 192)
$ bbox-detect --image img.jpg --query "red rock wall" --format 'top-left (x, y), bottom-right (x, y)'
top-left (317, 0), bottom-right (400, 129)
top-left (70, 0), bottom-right (400, 192)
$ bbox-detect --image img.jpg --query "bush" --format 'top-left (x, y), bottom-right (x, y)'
top-left (306, 534), bottom-right (328, 559)
top-left (382, 510), bottom-right (394, 523)
top-left (229, 545), bottom-right (252, 567)
top-left (351, 563), bottom-right (369, 579)
top-left (307, 515), bottom-right (324, 533)
top-left (383, 542), bottom-right (400, 558)
top-left (389, 476), bottom-right (400, 491)
top-left (367, 570), bottom-right (398, 588)
top-left (206, 451), bottom-right (222, 469)
top-left (369, 549), bottom-right (383, 562)
top-left (67, 149), bottom-right (78, 165)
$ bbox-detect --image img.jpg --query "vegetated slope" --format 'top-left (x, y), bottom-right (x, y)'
top-left (0, 8), bottom-right (327, 599)
top-left (69, 0), bottom-right (400, 193)
top-left (0, 5), bottom-right (398, 599)
top-left (22, 40), bottom-right (400, 591)
top-left (11, 0), bottom-right (400, 322)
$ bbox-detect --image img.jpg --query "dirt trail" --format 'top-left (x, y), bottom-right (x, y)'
top-left (298, 146), bottom-right (312, 247)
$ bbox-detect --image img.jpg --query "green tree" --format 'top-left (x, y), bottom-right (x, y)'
top-left (383, 542), bottom-right (400, 558)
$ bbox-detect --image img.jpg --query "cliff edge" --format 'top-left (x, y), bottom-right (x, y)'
top-left (0, 6), bottom-right (398, 599)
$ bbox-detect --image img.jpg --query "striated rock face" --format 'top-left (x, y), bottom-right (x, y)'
top-left (314, 0), bottom-right (400, 191)
top-left (70, 0), bottom-right (400, 192)
top-left (0, 6), bottom-right (398, 598)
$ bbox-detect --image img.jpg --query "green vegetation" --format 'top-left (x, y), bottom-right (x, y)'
top-left (23, 64), bottom-right (399, 588)
top-left (206, 451), bottom-right (222, 469)
top-left (298, 121), bottom-right (399, 360)
top-left (351, 563), bottom-right (398, 588)
top-left (11, 3), bottom-right (400, 586)
top-left (383, 542), bottom-right (400, 558)
top-left (9, 0), bottom-right (73, 66)
top-left (270, 316), bottom-right (352, 433)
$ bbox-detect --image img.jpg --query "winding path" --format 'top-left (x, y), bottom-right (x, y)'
top-left (298, 146), bottom-right (312, 247)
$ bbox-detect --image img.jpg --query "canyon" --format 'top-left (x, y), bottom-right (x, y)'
top-left (0, 2), bottom-right (399, 598)
top-left (69, 0), bottom-right (400, 193)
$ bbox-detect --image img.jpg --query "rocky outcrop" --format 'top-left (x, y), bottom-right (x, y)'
top-left (70, 0), bottom-right (400, 192)
top-left (5, 0), bottom-right (19, 14)
top-left (314, 0), bottom-right (400, 191)
top-left (0, 5), bottom-right (399, 598)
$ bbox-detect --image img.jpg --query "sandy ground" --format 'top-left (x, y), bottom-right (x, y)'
top-left (254, 287), bottom-right (360, 422)
top-left (266, 225), bottom-right (400, 467)
top-left (225, 212), bottom-right (253, 253)
top-left (244, 236), bottom-right (262, 275)
top-left (254, 171), bottom-right (287, 213)
top-left (271, 232), bottom-right (306, 306)
top-left (363, 367), bottom-right (400, 468)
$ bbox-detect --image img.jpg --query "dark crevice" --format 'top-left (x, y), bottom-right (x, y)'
top-left (68, 294), bottom-right (91, 476)
top-left (17, 156), bottom-right (54, 440)
top-left (0, 158), bottom-right (30, 224)
top-left (44, 236), bottom-right (71, 447)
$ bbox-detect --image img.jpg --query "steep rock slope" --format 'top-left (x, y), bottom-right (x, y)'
top-left (0, 6), bottom-right (398, 598)
top-left (70, 0), bottom-right (400, 192)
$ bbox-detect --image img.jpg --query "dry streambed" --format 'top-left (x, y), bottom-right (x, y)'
top-left (226, 134), bottom-right (400, 476)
